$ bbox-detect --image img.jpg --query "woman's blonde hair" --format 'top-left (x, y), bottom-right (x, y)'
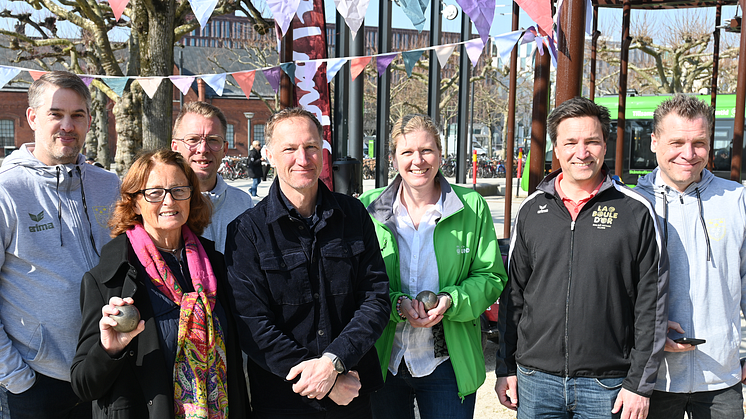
top-left (109, 149), bottom-right (212, 237)
top-left (389, 114), bottom-right (442, 154)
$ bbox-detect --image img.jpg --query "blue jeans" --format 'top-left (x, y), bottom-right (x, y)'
top-left (370, 359), bottom-right (476, 419)
top-left (648, 384), bottom-right (744, 418)
top-left (5, 373), bottom-right (90, 419)
top-left (250, 177), bottom-right (261, 196)
top-left (0, 387), bottom-right (8, 419)
top-left (516, 364), bottom-right (623, 419)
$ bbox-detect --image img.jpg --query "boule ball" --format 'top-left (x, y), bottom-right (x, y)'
top-left (110, 304), bottom-right (140, 333)
top-left (415, 290), bottom-right (438, 311)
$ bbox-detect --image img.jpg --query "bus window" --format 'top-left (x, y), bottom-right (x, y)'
top-left (629, 120), bottom-right (656, 171)
top-left (712, 121), bottom-right (733, 171)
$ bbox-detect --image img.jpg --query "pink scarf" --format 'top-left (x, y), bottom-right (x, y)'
top-left (126, 224), bottom-right (229, 419)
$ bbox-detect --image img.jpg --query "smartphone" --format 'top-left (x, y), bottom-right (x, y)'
top-left (673, 337), bottom-right (706, 346)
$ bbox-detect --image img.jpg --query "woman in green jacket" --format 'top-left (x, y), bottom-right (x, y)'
top-left (359, 114), bottom-right (507, 419)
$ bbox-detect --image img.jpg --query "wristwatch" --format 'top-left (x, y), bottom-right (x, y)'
top-left (322, 352), bottom-right (345, 374)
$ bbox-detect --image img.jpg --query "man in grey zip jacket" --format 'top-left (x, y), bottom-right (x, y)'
top-left (636, 94), bottom-right (746, 418)
top-left (0, 72), bottom-right (119, 418)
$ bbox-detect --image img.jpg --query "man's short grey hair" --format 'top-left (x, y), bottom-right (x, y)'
top-left (653, 94), bottom-right (714, 137)
top-left (28, 71), bottom-right (91, 113)
top-left (173, 101), bottom-right (228, 137)
top-left (265, 108), bottom-right (323, 148)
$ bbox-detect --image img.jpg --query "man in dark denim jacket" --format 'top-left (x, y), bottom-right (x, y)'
top-left (225, 108), bottom-right (390, 419)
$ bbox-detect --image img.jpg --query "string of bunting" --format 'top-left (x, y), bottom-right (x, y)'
top-left (0, 27), bottom-right (558, 102)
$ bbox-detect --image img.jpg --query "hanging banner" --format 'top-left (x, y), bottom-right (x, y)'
top-left (291, 0), bottom-right (334, 189)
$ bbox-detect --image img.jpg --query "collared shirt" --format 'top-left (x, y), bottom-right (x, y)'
top-left (554, 172), bottom-right (604, 221)
top-left (389, 184), bottom-right (449, 377)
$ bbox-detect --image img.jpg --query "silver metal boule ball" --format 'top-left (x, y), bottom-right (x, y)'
top-left (110, 304), bottom-right (140, 333)
top-left (415, 290), bottom-right (438, 311)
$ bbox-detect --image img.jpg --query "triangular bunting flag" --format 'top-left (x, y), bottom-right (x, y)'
top-left (0, 66), bottom-right (21, 90)
top-left (78, 76), bottom-right (94, 87)
top-left (201, 73), bottom-right (226, 96)
top-left (402, 50), bottom-right (424, 77)
top-left (535, 37), bottom-right (545, 56)
top-left (456, 0), bottom-right (495, 45)
top-left (280, 63), bottom-right (296, 85)
top-left (398, 0), bottom-right (428, 32)
top-left (521, 26), bottom-right (537, 45)
top-left (101, 76), bottom-right (128, 97)
top-left (326, 58), bottom-right (347, 83)
top-left (263, 67), bottom-right (282, 93)
top-left (295, 61), bottom-right (320, 85)
top-left (376, 53), bottom-right (397, 75)
top-left (29, 71), bottom-right (45, 81)
top-left (350, 56), bottom-right (371, 81)
top-left (547, 36), bottom-right (558, 68)
top-left (465, 38), bottom-right (485, 68)
top-left (137, 77), bottom-right (164, 99)
top-left (169, 76), bottom-right (195, 95)
top-left (515, 0), bottom-right (553, 36)
top-left (334, 0), bottom-right (372, 39)
top-left (188, 0), bottom-right (219, 28)
top-left (109, 0), bottom-right (129, 21)
top-left (494, 30), bottom-right (524, 67)
top-left (267, 0), bottom-right (301, 37)
top-left (433, 44), bottom-right (456, 68)
top-left (232, 71), bottom-right (256, 100)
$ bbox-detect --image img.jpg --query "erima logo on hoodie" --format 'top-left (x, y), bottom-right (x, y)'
top-left (28, 211), bottom-right (54, 233)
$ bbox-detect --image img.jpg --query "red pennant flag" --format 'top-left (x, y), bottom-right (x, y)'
top-left (29, 71), bottom-right (46, 81)
top-left (233, 71), bottom-right (256, 100)
top-left (350, 56), bottom-right (372, 82)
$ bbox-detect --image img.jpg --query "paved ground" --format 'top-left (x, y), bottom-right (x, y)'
top-left (228, 174), bottom-right (746, 418)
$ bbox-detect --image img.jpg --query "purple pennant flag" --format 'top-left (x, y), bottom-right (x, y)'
top-left (535, 37), bottom-right (545, 56)
top-left (263, 66), bottom-right (282, 93)
top-left (376, 53), bottom-right (397, 75)
top-left (169, 76), bottom-right (196, 95)
top-left (547, 36), bottom-right (558, 68)
top-left (78, 76), bottom-right (94, 87)
top-left (521, 26), bottom-right (537, 45)
top-left (456, 0), bottom-right (495, 45)
top-left (464, 38), bottom-right (485, 68)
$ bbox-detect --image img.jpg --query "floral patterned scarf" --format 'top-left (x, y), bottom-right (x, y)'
top-left (126, 224), bottom-right (229, 419)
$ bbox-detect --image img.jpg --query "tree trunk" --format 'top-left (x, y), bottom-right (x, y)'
top-left (84, 87), bottom-right (110, 167)
top-left (113, 87), bottom-right (143, 175)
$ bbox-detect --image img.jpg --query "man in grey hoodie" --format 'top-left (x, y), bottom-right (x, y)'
top-left (0, 71), bottom-right (120, 418)
top-left (171, 101), bottom-right (253, 253)
top-left (636, 94), bottom-right (746, 418)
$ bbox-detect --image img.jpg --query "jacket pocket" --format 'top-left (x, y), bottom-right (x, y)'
top-left (259, 251), bottom-right (313, 305)
top-left (22, 324), bottom-right (47, 363)
top-left (320, 237), bottom-right (365, 296)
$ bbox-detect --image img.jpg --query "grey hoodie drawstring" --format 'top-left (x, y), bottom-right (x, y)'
top-left (56, 166), bottom-right (63, 247)
top-left (660, 191), bottom-right (668, 246)
top-left (695, 187), bottom-right (711, 262)
top-left (76, 166), bottom-right (100, 257)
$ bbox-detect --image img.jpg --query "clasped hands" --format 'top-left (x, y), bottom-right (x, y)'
top-left (400, 294), bottom-right (451, 328)
top-left (287, 357), bottom-right (361, 405)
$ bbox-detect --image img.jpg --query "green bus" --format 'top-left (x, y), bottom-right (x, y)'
top-left (594, 94), bottom-right (742, 185)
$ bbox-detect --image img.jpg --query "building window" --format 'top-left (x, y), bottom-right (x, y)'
top-left (254, 124), bottom-right (265, 146)
top-left (226, 124), bottom-right (235, 149)
top-left (0, 119), bottom-right (14, 147)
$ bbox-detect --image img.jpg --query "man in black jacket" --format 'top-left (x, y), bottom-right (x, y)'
top-left (224, 108), bottom-right (390, 419)
top-left (248, 140), bottom-right (264, 197)
top-left (495, 97), bottom-right (669, 419)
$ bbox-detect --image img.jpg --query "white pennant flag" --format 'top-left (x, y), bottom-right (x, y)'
top-left (325, 58), bottom-right (348, 83)
top-left (334, 0), bottom-right (371, 39)
top-left (433, 44), bottom-right (456, 68)
top-left (137, 77), bottom-right (164, 99)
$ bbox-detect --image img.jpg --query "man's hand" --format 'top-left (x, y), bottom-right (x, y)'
top-left (740, 358), bottom-right (746, 384)
top-left (402, 297), bottom-right (447, 328)
top-left (328, 370), bottom-right (361, 405)
top-left (611, 388), bottom-right (649, 419)
top-left (495, 376), bottom-right (518, 411)
top-left (664, 321), bottom-right (697, 353)
top-left (286, 357), bottom-right (338, 399)
top-left (100, 297), bottom-right (145, 357)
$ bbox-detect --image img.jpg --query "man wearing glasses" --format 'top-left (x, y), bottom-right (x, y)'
top-left (171, 101), bottom-right (253, 253)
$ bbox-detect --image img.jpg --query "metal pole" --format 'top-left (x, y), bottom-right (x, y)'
top-left (333, 13), bottom-right (350, 159)
top-left (456, 12), bottom-right (472, 184)
top-left (615, 0), bottom-right (631, 180)
top-left (376, 0), bottom-right (392, 187)
top-left (709, 1), bottom-right (722, 170)
top-left (529, 49), bottom-right (550, 193)
top-left (349, 28), bottom-right (364, 172)
top-left (503, 1), bottom-right (519, 239)
top-left (589, 6), bottom-right (599, 101)
top-left (280, 26), bottom-right (294, 109)
top-left (732, 0), bottom-right (746, 182)
top-left (555, 0), bottom-right (586, 106)
top-left (428, 0), bottom-right (442, 126)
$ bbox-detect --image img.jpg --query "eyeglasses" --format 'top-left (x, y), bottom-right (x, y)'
top-left (174, 134), bottom-right (225, 152)
top-left (138, 186), bottom-right (193, 203)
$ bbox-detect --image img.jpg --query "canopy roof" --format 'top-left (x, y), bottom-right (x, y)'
top-left (594, 0), bottom-right (739, 8)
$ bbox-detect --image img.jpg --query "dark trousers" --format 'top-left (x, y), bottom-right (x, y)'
top-left (6, 373), bottom-right (91, 419)
top-left (253, 393), bottom-right (372, 419)
top-left (648, 384), bottom-right (744, 419)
